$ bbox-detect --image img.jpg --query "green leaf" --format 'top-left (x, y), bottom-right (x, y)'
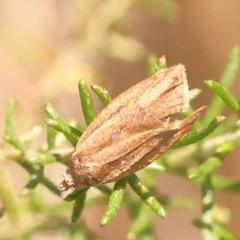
top-left (128, 174), bottom-right (165, 218)
top-left (78, 80), bottom-right (96, 125)
top-left (20, 166), bottom-right (44, 196)
top-left (147, 54), bottom-right (159, 76)
top-left (137, 0), bottom-right (179, 21)
top-left (212, 175), bottom-right (240, 192)
top-left (236, 119), bottom-right (240, 129)
top-left (27, 153), bottom-right (70, 166)
top-left (4, 98), bottom-right (16, 138)
top-left (213, 222), bottom-right (237, 240)
top-left (146, 162), bottom-right (166, 172)
top-left (205, 80), bottom-right (240, 114)
top-left (45, 103), bottom-right (81, 146)
top-left (19, 162), bottom-right (60, 196)
top-left (96, 185), bottom-right (112, 195)
top-left (0, 159), bottom-right (19, 222)
top-left (127, 204), bottom-right (153, 240)
top-left (41, 176), bottom-right (61, 197)
top-left (64, 188), bottom-right (89, 202)
top-left (155, 55), bottom-right (167, 72)
top-left (189, 88), bottom-right (202, 102)
top-left (101, 178), bottom-right (127, 226)
top-left (45, 119), bottom-right (80, 147)
top-left (3, 136), bottom-right (24, 152)
top-left (71, 193), bottom-right (87, 222)
top-left (181, 89), bottom-right (203, 129)
top-left (91, 85), bottom-right (112, 106)
top-left (204, 46), bottom-right (239, 123)
top-left (46, 125), bottom-right (57, 149)
top-left (174, 116), bottom-right (225, 148)
top-left (189, 141), bottom-right (235, 179)
top-left (19, 125), bottom-right (43, 144)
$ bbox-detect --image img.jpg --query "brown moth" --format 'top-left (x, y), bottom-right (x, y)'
top-left (59, 64), bottom-right (206, 192)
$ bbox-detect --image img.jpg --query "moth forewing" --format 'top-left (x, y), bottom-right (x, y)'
top-left (80, 106), bottom-right (206, 185)
top-left (75, 64), bottom-right (188, 149)
top-left (59, 64), bottom-right (205, 192)
top-left (74, 64), bottom-right (189, 165)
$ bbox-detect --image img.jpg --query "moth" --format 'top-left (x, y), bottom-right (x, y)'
top-left (59, 64), bottom-right (206, 192)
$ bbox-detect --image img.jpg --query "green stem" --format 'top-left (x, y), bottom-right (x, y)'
top-left (201, 175), bottom-right (215, 240)
top-left (0, 159), bottom-right (19, 222)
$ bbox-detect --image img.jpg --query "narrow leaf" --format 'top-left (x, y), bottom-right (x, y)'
top-left (41, 176), bottom-right (61, 196)
top-left (147, 54), bottom-right (159, 76)
top-left (91, 85), bottom-right (112, 107)
top-left (5, 98), bottom-right (16, 138)
top-left (189, 88), bottom-right (202, 102)
top-left (155, 55), bottom-right (167, 71)
top-left (127, 204), bottom-right (152, 240)
top-left (174, 116), bottom-right (225, 148)
top-left (212, 175), bottom-right (240, 192)
top-left (204, 47), bottom-right (239, 122)
top-left (189, 141), bottom-right (235, 179)
top-left (45, 119), bottom-right (80, 147)
top-left (128, 174), bottom-right (165, 218)
top-left (20, 166), bottom-right (44, 196)
top-left (205, 80), bottom-right (240, 114)
top-left (78, 80), bottom-right (96, 125)
top-left (101, 178), bottom-right (127, 226)
top-left (64, 188), bottom-right (89, 202)
top-left (96, 185), bottom-right (112, 195)
top-left (71, 193), bottom-right (86, 222)
top-left (45, 103), bottom-right (81, 146)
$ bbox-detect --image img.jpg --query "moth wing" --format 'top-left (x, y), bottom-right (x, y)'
top-left (76, 64), bottom-right (188, 148)
top-left (73, 106), bottom-right (188, 166)
top-left (88, 106), bottom-right (206, 184)
top-left (73, 65), bottom-right (190, 165)
top-left (73, 117), bottom-right (181, 165)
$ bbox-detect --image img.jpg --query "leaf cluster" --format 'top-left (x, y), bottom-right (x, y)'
top-left (1, 47), bottom-right (240, 239)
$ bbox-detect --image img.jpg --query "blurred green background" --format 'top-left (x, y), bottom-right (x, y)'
top-left (0, 1), bottom-right (240, 239)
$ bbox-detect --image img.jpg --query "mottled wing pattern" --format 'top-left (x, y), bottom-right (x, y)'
top-left (73, 64), bottom-right (189, 165)
top-left (92, 106), bottom-right (206, 184)
top-left (59, 64), bottom-right (205, 191)
top-left (75, 64), bottom-right (188, 149)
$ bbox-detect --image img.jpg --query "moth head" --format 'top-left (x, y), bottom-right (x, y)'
top-left (59, 172), bottom-right (75, 192)
top-left (59, 163), bottom-right (93, 192)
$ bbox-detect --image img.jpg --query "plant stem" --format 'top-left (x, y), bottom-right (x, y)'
top-left (0, 158), bottom-right (19, 222)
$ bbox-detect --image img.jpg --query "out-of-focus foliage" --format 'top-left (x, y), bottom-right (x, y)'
top-left (1, 47), bottom-right (240, 239)
top-left (1, 1), bottom-right (240, 239)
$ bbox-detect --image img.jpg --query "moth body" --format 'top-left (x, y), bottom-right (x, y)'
top-left (59, 64), bottom-right (205, 192)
